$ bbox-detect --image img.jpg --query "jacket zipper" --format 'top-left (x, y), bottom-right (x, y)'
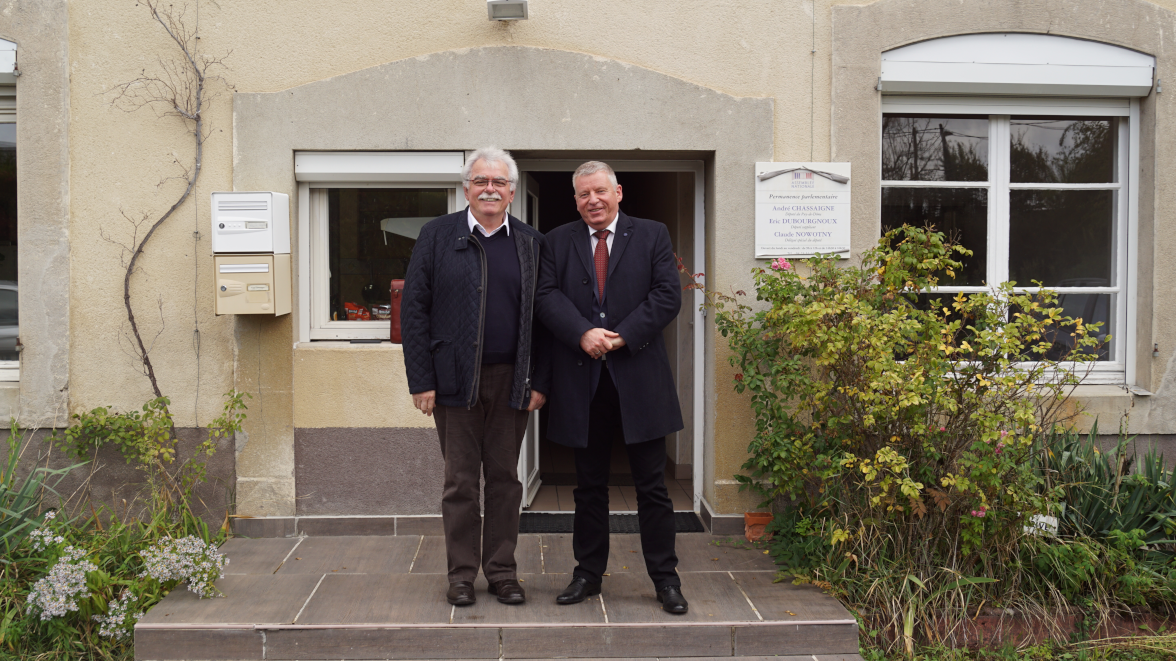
top-left (468, 234), bottom-right (488, 409)
top-left (520, 237), bottom-right (539, 397)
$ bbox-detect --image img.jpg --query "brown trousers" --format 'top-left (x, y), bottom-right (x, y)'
top-left (433, 363), bottom-right (529, 584)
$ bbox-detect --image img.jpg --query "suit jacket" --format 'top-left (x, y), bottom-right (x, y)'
top-left (536, 212), bottom-right (684, 448)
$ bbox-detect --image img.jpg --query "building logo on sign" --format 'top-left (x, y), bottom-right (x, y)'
top-left (791, 171), bottom-right (815, 188)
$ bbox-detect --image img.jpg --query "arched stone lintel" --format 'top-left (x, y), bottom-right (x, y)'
top-left (234, 46), bottom-right (773, 163)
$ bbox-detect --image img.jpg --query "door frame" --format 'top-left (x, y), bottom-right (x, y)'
top-left (514, 159), bottom-right (706, 514)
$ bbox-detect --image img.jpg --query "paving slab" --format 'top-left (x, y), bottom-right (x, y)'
top-left (266, 627), bottom-right (501, 660)
top-left (219, 537), bottom-right (301, 575)
top-left (139, 574), bottom-right (321, 625)
top-left (734, 622), bottom-right (861, 656)
top-left (602, 571), bottom-right (758, 623)
top-left (732, 571), bottom-right (854, 621)
top-left (538, 534), bottom-right (576, 574)
top-left (675, 535), bottom-right (778, 572)
top-left (412, 535), bottom-right (543, 575)
top-left (603, 533), bottom-right (644, 573)
top-left (410, 534), bottom-right (449, 574)
top-left (134, 628), bottom-right (262, 660)
top-left (275, 535), bottom-right (419, 575)
top-left (662, 657), bottom-right (836, 661)
top-left (295, 573), bottom-right (454, 625)
top-left (502, 625), bottom-right (733, 658)
top-left (453, 573), bottom-right (606, 624)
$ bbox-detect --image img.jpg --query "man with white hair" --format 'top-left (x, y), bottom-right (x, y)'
top-left (402, 147), bottom-right (549, 607)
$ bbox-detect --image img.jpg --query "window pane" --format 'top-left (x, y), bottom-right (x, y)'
top-left (882, 115), bottom-right (988, 181)
top-left (1016, 293), bottom-right (1112, 362)
top-left (882, 187), bottom-right (987, 286)
top-left (1010, 117), bottom-right (1117, 183)
top-left (1009, 190), bottom-right (1113, 286)
top-left (0, 124), bottom-right (15, 361)
top-left (328, 188), bottom-right (447, 322)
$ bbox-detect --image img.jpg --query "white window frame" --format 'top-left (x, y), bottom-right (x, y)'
top-left (295, 152), bottom-right (465, 342)
top-left (880, 96), bottom-right (1140, 386)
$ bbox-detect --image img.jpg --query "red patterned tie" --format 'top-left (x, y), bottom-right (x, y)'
top-left (593, 230), bottom-right (610, 300)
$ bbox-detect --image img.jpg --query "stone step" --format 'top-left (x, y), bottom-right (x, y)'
top-left (133, 534), bottom-right (860, 661)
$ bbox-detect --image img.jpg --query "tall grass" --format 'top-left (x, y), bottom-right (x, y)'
top-left (0, 420), bottom-right (80, 553)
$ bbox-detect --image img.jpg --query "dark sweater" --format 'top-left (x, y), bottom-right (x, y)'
top-left (476, 227), bottom-right (521, 364)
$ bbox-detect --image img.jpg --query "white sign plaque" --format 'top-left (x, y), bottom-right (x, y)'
top-left (754, 162), bottom-right (851, 258)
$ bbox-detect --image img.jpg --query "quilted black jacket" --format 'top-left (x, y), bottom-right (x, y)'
top-left (401, 209), bottom-right (550, 410)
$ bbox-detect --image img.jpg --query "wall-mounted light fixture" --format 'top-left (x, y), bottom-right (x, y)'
top-left (488, 0), bottom-right (528, 21)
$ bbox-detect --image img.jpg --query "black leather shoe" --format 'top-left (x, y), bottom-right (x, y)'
top-left (446, 581), bottom-right (476, 606)
top-left (488, 579), bottom-right (526, 604)
top-left (657, 585), bottom-right (689, 614)
top-left (556, 576), bottom-right (602, 604)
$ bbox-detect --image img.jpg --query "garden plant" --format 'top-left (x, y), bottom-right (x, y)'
top-left (0, 391), bottom-right (246, 660)
top-left (705, 226), bottom-right (1176, 655)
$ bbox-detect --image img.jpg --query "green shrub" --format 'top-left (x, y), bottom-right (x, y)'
top-left (51, 390), bottom-right (248, 524)
top-left (704, 226), bottom-right (1142, 652)
top-left (711, 226), bottom-right (1098, 568)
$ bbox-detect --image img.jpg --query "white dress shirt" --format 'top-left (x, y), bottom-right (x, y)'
top-left (468, 209), bottom-right (510, 237)
top-left (587, 214), bottom-right (619, 255)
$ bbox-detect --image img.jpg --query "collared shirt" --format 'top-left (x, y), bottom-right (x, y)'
top-left (468, 208), bottom-right (510, 237)
top-left (587, 214), bottom-right (619, 255)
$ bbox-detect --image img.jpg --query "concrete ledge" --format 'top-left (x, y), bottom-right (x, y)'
top-left (231, 515), bottom-right (443, 538)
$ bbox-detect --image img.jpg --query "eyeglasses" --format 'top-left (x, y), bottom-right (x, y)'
top-left (467, 177), bottom-right (513, 189)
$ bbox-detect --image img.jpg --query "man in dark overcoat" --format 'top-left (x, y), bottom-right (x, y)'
top-left (402, 147), bottom-right (549, 607)
top-left (535, 160), bottom-right (688, 614)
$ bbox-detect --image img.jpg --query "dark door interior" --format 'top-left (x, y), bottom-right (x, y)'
top-left (527, 171), bottom-right (686, 487)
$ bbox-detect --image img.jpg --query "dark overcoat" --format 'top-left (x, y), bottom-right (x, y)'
top-left (536, 212), bottom-right (684, 448)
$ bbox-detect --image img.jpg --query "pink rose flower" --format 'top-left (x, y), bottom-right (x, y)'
top-left (770, 258), bottom-right (792, 271)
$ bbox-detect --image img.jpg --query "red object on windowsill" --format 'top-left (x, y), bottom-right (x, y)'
top-left (344, 302), bottom-right (370, 321)
top-left (389, 280), bottom-right (405, 344)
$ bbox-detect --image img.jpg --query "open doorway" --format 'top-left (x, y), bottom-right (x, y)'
top-left (514, 164), bottom-right (701, 513)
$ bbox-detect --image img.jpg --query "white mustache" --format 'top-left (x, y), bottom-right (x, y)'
top-left (478, 192), bottom-right (503, 202)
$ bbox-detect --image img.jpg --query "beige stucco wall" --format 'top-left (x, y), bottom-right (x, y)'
top-left (293, 345), bottom-right (431, 429)
top-left (48, 0), bottom-right (1176, 517)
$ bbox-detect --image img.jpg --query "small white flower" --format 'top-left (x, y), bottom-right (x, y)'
top-left (27, 512), bottom-right (63, 552)
top-left (26, 546), bottom-right (97, 620)
top-left (140, 536), bottom-right (226, 599)
top-left (93, 593), bottom-right (142, 639)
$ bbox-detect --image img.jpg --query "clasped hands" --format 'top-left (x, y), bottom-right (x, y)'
top-left (580, 327), bottom-right (626, 360)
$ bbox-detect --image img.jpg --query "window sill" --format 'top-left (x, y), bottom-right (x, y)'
top-left (1068, 384), bottom-right (1133, 400)
top-left (294, 341), bottom-right (403, 351)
